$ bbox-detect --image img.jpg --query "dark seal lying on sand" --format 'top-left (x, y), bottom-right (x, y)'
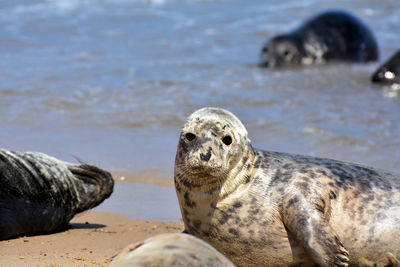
top-left (174, 107), bottom-right (400, 267)
top-left (371, 50), bottom-right (400, 85)
top-left (0, 148), bottom-right (114, 240)
top-left (260, 10), bottom-right (378, 68)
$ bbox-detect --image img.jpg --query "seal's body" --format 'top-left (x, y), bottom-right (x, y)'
top-left (0, 149), bottom-right (114, 240)
top-left (110, 233), bottom-right (236, 267)
top-left (260, 10), bottom-right (378, 68)
top-left (372, 50), bottom-right (400, 85)
top-left (174, 107), bottom-right (400, 267)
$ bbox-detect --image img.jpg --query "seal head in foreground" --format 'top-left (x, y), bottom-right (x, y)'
top-left (110, 233), bottom-right (235, 267)
top-left (260, 10), bottom-right (378, 68)
top-left (174, 107), bottom-right (400, 267)
top-left (0, 149), bottom-right (114, 240)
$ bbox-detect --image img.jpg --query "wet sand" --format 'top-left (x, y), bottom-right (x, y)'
top-left (0, 211), bottom-right (184, 267)
top-left (112, 171), bottom-right (174, 187)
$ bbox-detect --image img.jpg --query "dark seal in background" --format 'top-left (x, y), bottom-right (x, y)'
top-left (259, 10), bottom-right (379, 68)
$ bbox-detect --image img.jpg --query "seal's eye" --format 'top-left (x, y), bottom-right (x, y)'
top-left (222, 135), bottom-right (232, 146)
top-left (283, 50), bottom-right (290, 57)
top-left (185, 133), bottom-right (196, 141)
top-left (262, 47), bottom-right (268, 53)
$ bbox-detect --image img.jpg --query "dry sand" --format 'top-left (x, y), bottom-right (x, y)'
top-left (0, 211), bottom-right (184, 267)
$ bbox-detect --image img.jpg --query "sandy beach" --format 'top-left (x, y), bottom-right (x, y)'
top-left (0, 170), bottom-right (182, 267)
top-left (0, 210), bottom-right (184, 267)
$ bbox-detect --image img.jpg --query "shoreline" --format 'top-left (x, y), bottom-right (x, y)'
top-left (111, 171), bottom-right (174, 187)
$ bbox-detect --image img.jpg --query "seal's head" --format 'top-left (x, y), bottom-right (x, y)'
top-left (371, 50), bottom-right (400, 85)
top-left (174, 107), bottom-right (254, 195)
top-left (110, 233), bottom-right (236, 267)
top-left (260, 34), bottom-right (304, 68)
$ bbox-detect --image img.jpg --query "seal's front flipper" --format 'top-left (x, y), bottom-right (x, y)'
top-left (282, 194), bottom-right (350, 266)
top-left (67, 164), bottom-right (114, 213)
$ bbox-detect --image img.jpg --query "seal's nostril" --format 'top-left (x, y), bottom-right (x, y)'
top-left (200, 152), bottom-right (211, 162)
top-left (200, 148), bottom-right (212, 162)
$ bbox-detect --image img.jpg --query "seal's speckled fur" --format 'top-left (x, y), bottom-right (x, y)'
top-left (110, 233), bottom-right (236, 267)
top-left (174, 107), bottom-right (400, 267)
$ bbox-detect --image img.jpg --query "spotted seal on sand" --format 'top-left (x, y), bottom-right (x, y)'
top-left (259, 10), bottom-right (378, 68)
top-left (174, 107), bottom-right (400, 266)
top-left (0, 148), bottom-right (114, 240)
top-left (372, 50), bottom-right (400, 85)
top-left (110, 233), bottom-right (236, 267)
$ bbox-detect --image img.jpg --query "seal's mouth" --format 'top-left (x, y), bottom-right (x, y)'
top-left (183, 154), bottom-right (223, 172)
top-left (175, 162), bottom-right (225, 187)
top-left (183, 165), bottom-right (221, 178)
top-left (259, 54), bottom-right (274, 68)
top-left (178, 173), bottom-right (222, 189)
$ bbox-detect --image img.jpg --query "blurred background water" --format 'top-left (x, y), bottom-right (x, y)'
top-left (1, 0), bottom-right (399, 221)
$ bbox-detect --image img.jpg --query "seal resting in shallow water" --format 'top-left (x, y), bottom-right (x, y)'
top-left (110, 233), bottom-right (235, 267)
top-left (371, 50), bottom-right (400, 85)
top-left (0, 148), bottom-right (113, 240)
top-left (174, 107), bottom-right (400, 267)
top-left (259, 10), bottom-right (378, 68)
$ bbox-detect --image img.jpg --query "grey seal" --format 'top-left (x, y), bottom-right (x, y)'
top-left (174, 107), bottom-right (400, 266)
top-left (0, 148), bottom-right (114, 240)
top-left (372, 50), bottom-right (400, 85)
top-left (110, 233), bottom-right (236, 267)
top-left (260, 10), bottom-right (379, 68)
